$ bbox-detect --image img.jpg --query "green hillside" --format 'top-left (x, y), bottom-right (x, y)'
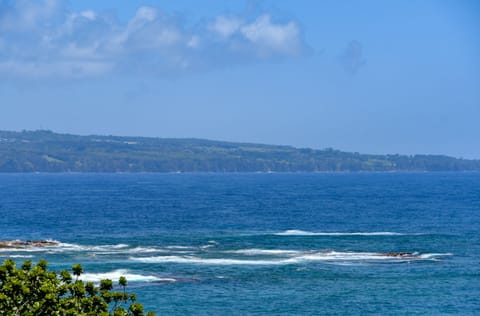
top-left (0, 130), bottom-right (479, 172)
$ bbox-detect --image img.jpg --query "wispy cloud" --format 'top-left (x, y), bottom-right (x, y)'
top-left (0, 0), bottom-right (308, 79)
top-left (339, 40), bottom-right (366, 74)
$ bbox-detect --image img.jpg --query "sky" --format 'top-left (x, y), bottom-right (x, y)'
top-left (1, 0), bottom-right (479, 158)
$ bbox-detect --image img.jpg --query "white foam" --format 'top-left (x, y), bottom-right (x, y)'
top-left (225, 249), bottom-right (302, 256)
top-left (285, 251), bottom-right (396, 263)
top-left (129, 251), bottom-right (451, 266)
top-left (4, 254), bottom-right (34, 258)
top-left (110, 244), bottom-right (130, 249)
top-left (0, 247), bottom-right (48, 252)
top-left (127, 247), bottom-right (166, 253)
top-left (79, 269), bottom-right (176, 283)
top-left (54, 243), bottom-right (199, 255)
top-left (418, 253), bottom-right (453, 259)
top-left (129, 255), bottom-right (283, 265)
top-left (274, 230), bottom-right (404, 236)
top-left (53, 243), bottom-right (130, 252)
top-left (163, 245), bottom-right (196, 250)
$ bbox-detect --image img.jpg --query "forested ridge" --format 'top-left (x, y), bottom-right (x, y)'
top-left (1, 130), bottom-right (479, 172)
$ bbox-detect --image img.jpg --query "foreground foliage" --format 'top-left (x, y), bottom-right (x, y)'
top-left (0, 259), bottom-right (154, 316)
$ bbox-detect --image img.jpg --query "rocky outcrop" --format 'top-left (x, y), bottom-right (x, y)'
top-left (0, 240), bottom-right (59, 249)
top-left (382, 251), bottom-right (415, 257)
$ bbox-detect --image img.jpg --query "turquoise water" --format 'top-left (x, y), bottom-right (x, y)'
top-left (1, 173), bottom-right (479, 314)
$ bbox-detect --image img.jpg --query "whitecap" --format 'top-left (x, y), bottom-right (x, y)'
top-left (284, 251), bottom-right (397, 263)
top-left (78, 269), bottom-right (176, 283)
top-left (4, 254), bottom-right (34, 258)
top-left (129, 255), bottom-right (282, 265)
top-left (52, 243), bottom-right (130, 253)
top-left (274, 230), bottom-right (405, 236)
top-left (417, 253), bottom-right (453, 259)
top-left (126, 246), bottom-right (166, 253)
top-left (129, 251), bottom-right (451, 266)
top-left (0, 247), bottom-right (48, 252)
top-left (225, 249), bottom-right (302, 256)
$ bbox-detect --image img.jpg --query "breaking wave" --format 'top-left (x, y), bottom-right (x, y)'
top-left (274, 230), bottom-right (405, 236)
top-left (0, 240), bottom-right (209, 255)
top-left (56, 243), bottom-right (130, 252)
top-left (79, 269), bottom-right (176, 283)
top-left (2, 254), bottom-right (34, 258)
top-left (224, 249), bottom-right (302, 256)
top-left (130, 255), bottom-right (279, 265)
top-left (129, 250), bottom-right (451, 266)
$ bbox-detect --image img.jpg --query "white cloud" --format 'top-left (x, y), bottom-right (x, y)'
top-left (79, 10), bottom-right (96, 21)
top-left (0, 1), bottom-right (307, 79)
top-left (133, 6), bottom-right (158, 23)
top-left (209, 16), bottom-right (243, 38)
top-left (241, 15), bottom-right (301, 56)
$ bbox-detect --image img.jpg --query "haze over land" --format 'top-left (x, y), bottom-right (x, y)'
top-left (1, 0), bottom-right (479, 158)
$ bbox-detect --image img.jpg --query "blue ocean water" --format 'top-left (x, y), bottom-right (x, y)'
top-left (0, 173), bottom-right (479, 315)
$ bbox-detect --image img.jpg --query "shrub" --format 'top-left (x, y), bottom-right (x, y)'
top-left (0, 259), bottom-right (154, 316)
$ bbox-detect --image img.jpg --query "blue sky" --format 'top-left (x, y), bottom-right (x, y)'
top-left (1, 0), bottom-right (479, 158)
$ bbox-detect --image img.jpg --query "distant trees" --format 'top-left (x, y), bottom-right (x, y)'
top-left (0, 259), bottom-right (154, 316)
top-left (1, 130), bottom-right (479, 172)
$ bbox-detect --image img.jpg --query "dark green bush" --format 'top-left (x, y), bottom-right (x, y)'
top-left (0, 259), bottom-right (154, 316)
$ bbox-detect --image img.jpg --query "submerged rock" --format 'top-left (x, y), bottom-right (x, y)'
top-left (382, 251), bottom-right (415, 257)
top-left (0, 240), bottom-right (59, 249)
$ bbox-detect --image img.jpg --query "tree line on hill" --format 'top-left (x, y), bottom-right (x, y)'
top-left (1, 130), bottom-right (479, 172)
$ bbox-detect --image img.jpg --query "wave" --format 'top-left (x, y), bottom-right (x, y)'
top-left (129, 251), bottom-right (451, 266)
top-left (55, 243), bottom-right (130, 252)
top-left (0, 240), bottom-right (195, 255)
top-left (0, 247), bottom-right (49, 253)
top-left (163, 245), bottom-right (197, 250)
top-left (129, 255), bottom-right (282, 265)
top-left (225, 249), bottom-right (302, 256)
top-left (79, 269), bottom-right (176, 283)
top-left (274, 230), bottom-right (405, 236)
top-left (284, 251), bottom-right (403, 263)
top-left (126, 246), bottom-right (166, 253)
top-left (2, 254), bottom-right (34, 258)
top-left (417, 253), bottom-right (453, 259)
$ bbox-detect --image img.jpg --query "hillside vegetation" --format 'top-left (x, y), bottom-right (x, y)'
top-left (0, 130), bottom-right (479, 172)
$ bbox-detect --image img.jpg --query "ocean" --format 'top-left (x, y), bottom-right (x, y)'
top-left (1, 173), bottom-right (479, 315)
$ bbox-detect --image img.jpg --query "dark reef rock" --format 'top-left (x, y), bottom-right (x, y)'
top-left (382, 252), bottom-right (415, 257)
top-left (0, 240), bottom-right (59, 249)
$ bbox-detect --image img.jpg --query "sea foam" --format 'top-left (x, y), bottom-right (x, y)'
top-left (274, 230), bottom-right (405, 236)
top-left (129, 250), bottom-right (451, 266)
top-left (224, 249), bottom-right (303, 256)
top-left (79, 269), bottom-right (176, 283)
top-left (3, 254), bottom-right (34, 258)
top-left (129, 255), bottom-right (283, 265)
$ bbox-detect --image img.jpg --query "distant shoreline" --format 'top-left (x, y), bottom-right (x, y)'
top-left (2, 130), bottom-right (480, 172)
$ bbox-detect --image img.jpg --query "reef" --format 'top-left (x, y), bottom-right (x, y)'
top-left (0, 240), bottom-right (59, 249)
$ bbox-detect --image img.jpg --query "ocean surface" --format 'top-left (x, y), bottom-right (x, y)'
top-left (0, 173), bottom-right (479, 315)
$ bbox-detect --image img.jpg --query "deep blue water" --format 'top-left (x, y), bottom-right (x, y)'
top-left (0, 173), bottom-right (479, 315)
